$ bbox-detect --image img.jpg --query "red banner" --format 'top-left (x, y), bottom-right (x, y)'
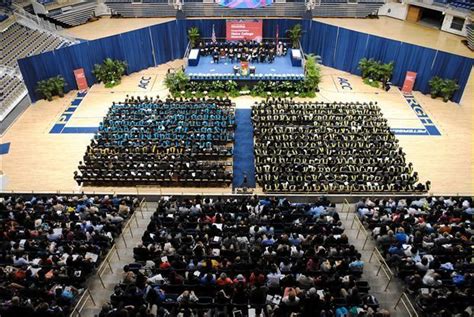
top-left (226, 20), bottom-right (263, 42)
top-left (401, 71), bottom-right (417, 93)
top-left (74, 68), bottom-right (88, 90)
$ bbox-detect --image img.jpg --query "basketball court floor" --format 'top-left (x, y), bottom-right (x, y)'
top-left (0, 17), bottom-right (472, 196)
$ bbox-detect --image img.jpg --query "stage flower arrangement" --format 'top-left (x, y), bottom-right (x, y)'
top-left (165, 55), bottom-right (320, 98)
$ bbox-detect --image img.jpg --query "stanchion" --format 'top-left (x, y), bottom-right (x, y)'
top-left (87, 289), bottom-right (96, 306)
top-left (394, 292), bottom-right (419, 317)
top-left (134, 212), bottom-right (139, 227)
top-left (121, 234), bottom-right (128, 248)
top-left (114, 244), bottom-right (121, 260)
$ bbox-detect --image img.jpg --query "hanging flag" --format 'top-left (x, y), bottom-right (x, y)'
top-left (211, 24), bottom-right (217, 43)
top-left (276, 24), bottom-right (279, 43)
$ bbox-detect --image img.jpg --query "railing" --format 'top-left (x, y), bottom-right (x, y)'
top-left (350, 212), bottom-right (371, 250)
top-left (394, 292), bottom-right (419, 317)
top-left (349, 207), bottom-right (421, 317)
top-left (12, 3), bottom-right (79, 42)
top-left (69, 288), bottom-right (96, 317)
top-left (0, 15), bottom-right (16, 31)
top-left (69, 197), bottom-right (147, 316)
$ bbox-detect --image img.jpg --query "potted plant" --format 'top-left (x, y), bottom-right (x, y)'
top-left (440, 79), bottom-right (459, 102)
top-left (51, 75), bottom-right (67, 97)
top-left (303, 54), bottom-right (321, 93)
top-left (287, 24), bottom-right (303, 49)
top-left (428, 76), bottom-right (443, 98)
top-left (164, 69), bottom-right (189, 94)
top-left (187, 27), bottom-right (200, 49)
top-left (359, 58), bottom-right (394, 89)
top-left (35, 79), bottom-right (55, 101)
top-left (92, 58), bottom-right (127, 88)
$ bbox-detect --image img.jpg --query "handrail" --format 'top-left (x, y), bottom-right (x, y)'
top-left (69, 288), bottom-right (96, 317)
top-left (368, 247), bottom-right (394, 291)
top-left (394, 292), bottom-right (419, 317)
top-left (342, 198), bottom-right (350, 219)
top-left (96, 243), bottom-right (120, 288)
top-left (350, 214), bottom-right (370, 249)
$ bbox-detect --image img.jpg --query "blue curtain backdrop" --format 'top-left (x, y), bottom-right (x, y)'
top-left (18, 19), bottom-right (473, 103)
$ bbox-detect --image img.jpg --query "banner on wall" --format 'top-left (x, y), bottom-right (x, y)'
top-left (218, 0), bottom-right (272, 9)
top-left (401, 71), bottom-right (417, 93)
top-left (74, 68), bottom-right (89, 90)
top-left (226, 20), bottom-right (263, 41)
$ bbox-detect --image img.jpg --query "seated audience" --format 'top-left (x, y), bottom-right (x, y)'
top-left (198, 40), bottom-right (288, 64)
top-left (0, 194), bottom-right (137, 316)
top-left (100, 196), bottom-right (388, 317)
top-left (358, 196), bottom-right (473, 316)
top-left (252, 98), bottom-right (429, 193)
top-left (76, 96), bottom-right (235, 187)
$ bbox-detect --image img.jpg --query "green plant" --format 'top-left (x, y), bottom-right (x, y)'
top-left (303, 54), bottom-right (321, 93)
top-left (92, 58), bottom-right (127, 88)
top-left (50, 75), bottom-right (67, 97)
top-left (35, 79), bottom-right (55, 101)
top-left (287, 24), bottom-right (303, 49)
top-left (224, 80), bottom-right (238, 92)
top-left (187, 27), bottom-right (200, 49)
top-left (428, 76), bottom-right (459, 102)
top-left (358, 58), bottom-right (394, 88)
top-left (363, 78), bottom-right (380, 88)
top-left (164, 70), bottom-right (190, 93)
top-left (428, 76), bottom-right (443, 98)
top-left (440, 79), bottom-right (459, 102)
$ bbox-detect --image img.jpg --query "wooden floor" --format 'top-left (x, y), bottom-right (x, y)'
top-left (64, 16), bottom-right (474, 59)
top-left (315, 17), bottom-right (474, 58)
top-left (1, 17), bottom-right (472, 196)
top-left (1, 59), bottom-right (472, 195)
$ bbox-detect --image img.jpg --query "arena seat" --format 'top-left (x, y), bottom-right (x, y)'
top-left (47, 2), bottom-right (97, 27)
top-left (105, 1), bottom-right (177, 17)
top-left (0, 22), bottom-right (72, 121)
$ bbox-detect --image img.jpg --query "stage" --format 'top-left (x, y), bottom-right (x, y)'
top-left (185, 54), bottom-right (305, 81)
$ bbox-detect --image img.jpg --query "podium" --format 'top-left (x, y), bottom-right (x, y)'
top-left (188, 49), bottom-right (200, 66)
top-left (290, 49), bottom-right (302, 67)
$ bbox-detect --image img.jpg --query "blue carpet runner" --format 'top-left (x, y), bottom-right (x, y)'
top-left (233, 108), bottom-right (256, 188)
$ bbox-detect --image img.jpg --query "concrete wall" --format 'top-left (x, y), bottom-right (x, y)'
top-left (441, 13), bottom-right (468, 36)
top-left (378, 2), bottom-right (408, 20)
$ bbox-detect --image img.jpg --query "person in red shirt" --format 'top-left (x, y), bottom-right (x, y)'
top-left (216, 273), bottom-right (233, 286)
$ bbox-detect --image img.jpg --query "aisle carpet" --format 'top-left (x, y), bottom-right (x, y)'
top-left (232, 109), bottom-right (256, 188)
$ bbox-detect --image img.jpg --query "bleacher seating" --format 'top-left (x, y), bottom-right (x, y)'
top-left (252, 99), bottom-right (429, 193)
top-left (75, 96), bottom-right (235, 187)
top-left (0, 194), bottom-right (138, 316)
top-left (431, 0), bottom-right (473, 11)
top-left (449, 0), bottom-right (474, 11)
top-left (105, 1), bottom-right (177, 17)
top-left (0, 22), bottom-right (72, 120)
top-left (183, 2), bottom-right (306, 18)
top-left (312, 2), bottom-right (383, 17)
top-left (99, 196), bottom-right (390, 317)
top-left (0, 23), bottom-right (68, 68)
top-left (37, 0), bottom-right (55, 5)
top-left (357, 197), bottom-right (473, 316)
top-left (47, 2), bottom-right (97, 27)
top-left (0, 73), bottom-right (26, 120)
top-left (104, 0), bottom-right (384, 18)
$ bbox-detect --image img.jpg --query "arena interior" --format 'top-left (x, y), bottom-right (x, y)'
top-left (0, 0), bottom-right (473, 316)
